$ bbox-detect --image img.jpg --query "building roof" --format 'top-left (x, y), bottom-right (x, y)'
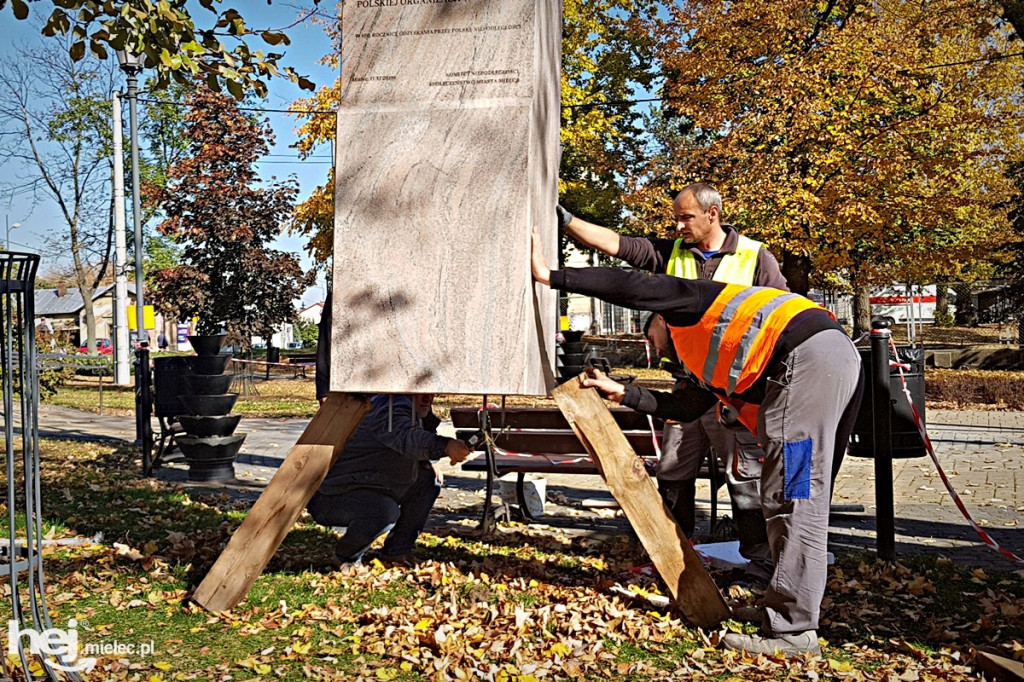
top-left (34, 283), bottom-right (137, 317)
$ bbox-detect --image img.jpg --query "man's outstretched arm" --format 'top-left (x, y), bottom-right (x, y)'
top-left (559, 205), bottom-right (621, 257)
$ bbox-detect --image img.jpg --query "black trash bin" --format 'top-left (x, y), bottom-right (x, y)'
top-left (847, 344), bottom-right (926, 458)
top-left (266, 345), bottom-right (280, 364)
top-left (152, 356), bottom-right (193, 421)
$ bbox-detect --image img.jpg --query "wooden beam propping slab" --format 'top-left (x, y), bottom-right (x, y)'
top-left (551, 375), bottom-right (730, 628)
top-left (192, 392), bottom-right (372, 612)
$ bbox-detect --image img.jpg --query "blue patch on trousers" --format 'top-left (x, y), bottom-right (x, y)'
top-left (784, 438), bottom-right (813, 499)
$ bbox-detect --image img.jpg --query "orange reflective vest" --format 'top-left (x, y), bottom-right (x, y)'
top-left (670, 284), bottom-right (834, 402)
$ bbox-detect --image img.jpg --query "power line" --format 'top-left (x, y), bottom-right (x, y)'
top-left (137, 97), bottom-right (335, 115)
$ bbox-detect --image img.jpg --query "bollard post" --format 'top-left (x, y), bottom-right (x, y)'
top-left (136, 346), bottom-right (154, 476)
top-left (870, 319), bottom-right (895, 560)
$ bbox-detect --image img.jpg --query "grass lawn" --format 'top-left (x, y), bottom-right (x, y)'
top-left (1, 439), bottom-right (1022, 680)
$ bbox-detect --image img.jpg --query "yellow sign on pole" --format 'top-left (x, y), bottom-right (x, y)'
top-left (127, 305), bottom-right (156, 330)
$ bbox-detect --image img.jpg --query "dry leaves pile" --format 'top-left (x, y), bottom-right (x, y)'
top-left (4, 440), bottom-right (1023, 680)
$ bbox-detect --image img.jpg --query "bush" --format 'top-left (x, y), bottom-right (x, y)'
top-left (925, 368), bottom-right (1024, 409)
top-left (932, 309), bottom-right (954, 327)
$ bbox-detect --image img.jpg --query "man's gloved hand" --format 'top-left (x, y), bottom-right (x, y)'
top-left (718, 403), bottom-right (741, 427)
top-left (556, 204), bottom-right (573, 229)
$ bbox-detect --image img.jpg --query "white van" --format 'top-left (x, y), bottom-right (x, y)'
top-left (869, 285), bottom-right (955, 325)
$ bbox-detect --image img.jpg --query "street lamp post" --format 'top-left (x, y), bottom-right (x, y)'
top-left (5, 217), bottom-right (21, 250)
top-left (116, 47), bottom-right (154, 475)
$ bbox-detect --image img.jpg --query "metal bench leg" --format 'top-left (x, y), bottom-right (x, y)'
top-left (515, 472), bottom-right (537, 523)
top-left (475, 405), bottom-right (498, 533)
top-left (708, 450), bottom-right (721, 537)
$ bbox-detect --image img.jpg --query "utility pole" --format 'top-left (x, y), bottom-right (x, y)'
top-left (117, 48), bottom-right (153, 474)
top-left (111, 92), bottom-right (130, 386)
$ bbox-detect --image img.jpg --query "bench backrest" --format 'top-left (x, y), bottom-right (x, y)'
top-left (450, 406), bottom-right (662, 458)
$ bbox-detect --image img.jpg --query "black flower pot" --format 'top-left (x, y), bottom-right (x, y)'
top-left (180, 393), bottom-right (238, 416)
top-left (177, 414), bottom-right (243, 438)
top-left (188, 333), bottom-right (227, 356)
top-left (177, 434), bottom-right (246, 482)
top-left (186, 354), bottom-right (232, 375)
top-left (185, 373), bottom-right (234, 395)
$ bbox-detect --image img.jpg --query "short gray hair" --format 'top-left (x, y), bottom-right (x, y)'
top-left (679, 182), bottom-right (722, 215)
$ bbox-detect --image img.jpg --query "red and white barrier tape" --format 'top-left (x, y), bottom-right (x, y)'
top-left (889, 338), bottom-right (1024, 565)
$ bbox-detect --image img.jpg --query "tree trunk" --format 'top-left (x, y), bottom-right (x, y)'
top-left (934, 278), bottom-right (950, 320)
top-left (781, 251), bottom-right (811, 295)
top-left (953, 283), bottom-right (977, 327)
top-left (852, 285), bottom-right (872, 338)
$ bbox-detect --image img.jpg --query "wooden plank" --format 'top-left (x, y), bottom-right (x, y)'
top-left (454, 429), bottom-right (660, 457)
top-left (551, 375), bottom-right (730, 628)
top-left (191, 393), bottom-right (372, 612)
top-left (976, 648), bottom-right (1024, 682)
top-left (450, 406), bottom-right (657, 430)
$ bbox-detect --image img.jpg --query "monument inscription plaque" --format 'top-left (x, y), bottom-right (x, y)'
top-left (331, 0), bottom-right (560, 395)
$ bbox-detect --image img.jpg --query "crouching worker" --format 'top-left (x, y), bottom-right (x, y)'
top-left (531, 228), bottom-right (863, 656)
top-left (310, 290), bottom-right (471, 565)
top-left (307, 393), bottom-right (471, 565)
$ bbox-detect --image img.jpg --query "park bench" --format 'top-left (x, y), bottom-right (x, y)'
top-left (451, 405), bottom-right (727, 530)
top-left (38, 353), bottom-right (113, 413)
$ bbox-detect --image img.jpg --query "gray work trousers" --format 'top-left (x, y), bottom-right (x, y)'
top-left (758, 328), bottom-right (863, 635)
top-left (657, 412), bottom-right (773, 582)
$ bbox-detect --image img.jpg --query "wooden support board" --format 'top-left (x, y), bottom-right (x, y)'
top-left (192, 393), bottom-right (372, 612)
top-left (551, 375), bottom-right (730, 628)
top-left (976, 648), bottom-right (1024, 682)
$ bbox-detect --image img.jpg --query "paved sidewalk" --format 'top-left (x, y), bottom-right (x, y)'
top-left (36, 404), bottom-right (1024, 570)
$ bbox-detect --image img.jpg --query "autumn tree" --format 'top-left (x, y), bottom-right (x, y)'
top-left (289, 1), bottom-right (661, 265)
top-left (632, 0), bottom-right (1022, 329)
top-left (0, 0), bottom-right (321, 98)
top-left (0, 39), bottom-right (117, 352)
top-left (149, 87), bottom-right (313, 341)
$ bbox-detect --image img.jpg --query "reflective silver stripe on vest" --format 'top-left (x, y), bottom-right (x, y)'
top-left (701, 287), bottom-right (761, 385)
top-left (726, 293), bottom-right (803, 394)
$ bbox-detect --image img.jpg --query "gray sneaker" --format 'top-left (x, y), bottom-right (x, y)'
top-left (721, 630), bottom-right (821, 656)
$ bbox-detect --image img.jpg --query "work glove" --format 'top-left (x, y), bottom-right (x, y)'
top-left (556, 204), bottom-right (573, 229)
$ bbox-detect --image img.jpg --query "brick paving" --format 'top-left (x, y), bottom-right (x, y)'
top-left (37, 404), bottom-right (1024, 570)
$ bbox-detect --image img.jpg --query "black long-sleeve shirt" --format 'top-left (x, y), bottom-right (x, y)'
top-left (549, 267), bottom-right (843, 417)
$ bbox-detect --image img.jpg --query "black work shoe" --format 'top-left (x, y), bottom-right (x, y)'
top-left (729, 605), bottom-right (763, 623)
top-left (721, 630), bottom-right (821, 656)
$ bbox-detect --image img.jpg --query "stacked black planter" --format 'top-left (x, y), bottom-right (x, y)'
top-left (556, 331), bottom-right (602, 383)
top-left (175, 334), bottom-right (246, 482)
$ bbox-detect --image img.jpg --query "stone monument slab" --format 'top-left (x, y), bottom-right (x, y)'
top-left (331, 0), bottom-right (560, 395)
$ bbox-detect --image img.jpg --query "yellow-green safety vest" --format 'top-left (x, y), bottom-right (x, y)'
top-left (666, 234), bottom-right (762, 284)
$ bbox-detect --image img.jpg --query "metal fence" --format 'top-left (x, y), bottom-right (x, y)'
top-left (560, 293), bottom-right (647, 336)
top-left (2, 252), bottom-right (84, 680)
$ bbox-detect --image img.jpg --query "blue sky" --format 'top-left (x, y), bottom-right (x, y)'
top-left (0, 1), bottom-right (340, 306)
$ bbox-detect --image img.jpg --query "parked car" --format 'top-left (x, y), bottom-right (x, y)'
top-left (78, 338), bottom-right (113, 354)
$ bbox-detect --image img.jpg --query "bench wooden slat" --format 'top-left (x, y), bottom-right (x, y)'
top-left (462, 453), bottom-right (608, 475)
top-left (450, 406), bottom-right (656, 431)
top-left (455, 428), bottom-right (658, 457)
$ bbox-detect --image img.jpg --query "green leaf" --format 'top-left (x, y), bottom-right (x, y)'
top-left (226, 77), bottom-right (244, 100)
top-left (11, 0), bottom-right (28, 21)
top-left (261, 31), bottom-right (287, 46)
top-left (42, 9), bottom-right (69, 36)
top-left (69, 40), bottom-right (86, 61)
top-left (90, 39), bottom-right (108, 60)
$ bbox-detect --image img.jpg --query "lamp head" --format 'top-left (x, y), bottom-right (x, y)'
top-left (115, 48), bottom-right (144, 74)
